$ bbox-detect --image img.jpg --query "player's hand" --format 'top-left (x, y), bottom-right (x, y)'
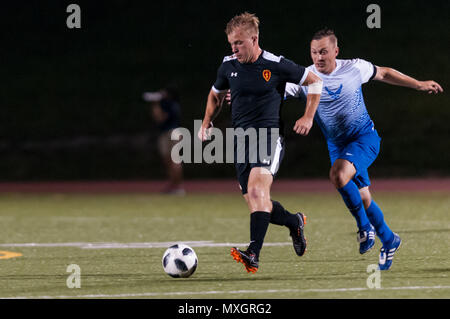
top-left (418, 80), bottom-right (443, 94)
top-left (197, 122), bottom-right (214, 141)
top-left (293, 116), bottom-right (313, 136)
top-left (225, 90), bottom-right (231, 105)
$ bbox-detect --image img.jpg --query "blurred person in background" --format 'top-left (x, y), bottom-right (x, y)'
top-left (143, 85), bottom-right (185, 195)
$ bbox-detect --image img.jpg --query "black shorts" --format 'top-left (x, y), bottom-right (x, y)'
top-left (234, 128), bottom-right (285, 195)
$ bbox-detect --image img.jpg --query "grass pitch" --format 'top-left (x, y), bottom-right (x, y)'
top-left (0, 190), bottom-right (449, 299)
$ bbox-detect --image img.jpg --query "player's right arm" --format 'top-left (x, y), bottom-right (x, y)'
top-left (198, 62), bottom-right (229, 141)
top-left (198, 89), bottom-right (226, 141)
top-left (293, 71), bottom-right (322, 136)
top-left (278, 58), bottom-right (323, 136)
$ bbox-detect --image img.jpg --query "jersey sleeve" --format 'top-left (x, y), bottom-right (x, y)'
top-left (278, 57), bottom-right (309, 86)
top-left (212, 63), bottom-right (229, 93)
top-left (353, 58), bottom-right (377, 84)
top-left (285, 82), bottom-right (303, 98)
top-left (284, 83), bottom-right (307, 103)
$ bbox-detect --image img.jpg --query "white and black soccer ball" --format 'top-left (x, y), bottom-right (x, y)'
top-left (162, 243), bottom-right (198, 278)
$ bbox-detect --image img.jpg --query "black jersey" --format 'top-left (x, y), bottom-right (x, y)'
top-left (159, 98), bottom-right (181, 132)
top-left (212, 50), bottom-right (308, 131)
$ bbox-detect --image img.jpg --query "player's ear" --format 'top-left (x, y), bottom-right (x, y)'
top-left (335, 46), bottom-right (339, 57)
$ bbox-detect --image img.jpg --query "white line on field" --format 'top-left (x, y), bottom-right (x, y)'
top-left (3, 286), bottom-right (450, 299)
top-left (0, 241), bottom-right (291, 249)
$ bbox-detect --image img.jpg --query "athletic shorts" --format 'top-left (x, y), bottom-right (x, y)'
top-left (327, 130), bottom-right (381, 189)
top-left (157, 128), bottom-right (182, 163)
top-left (234, 128), bottom-right (284, 195)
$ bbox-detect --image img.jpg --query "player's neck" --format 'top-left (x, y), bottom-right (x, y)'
top-left (320, 61), bottom-right (337, 75)
top-left (250, 47), bottom-right (262, 63)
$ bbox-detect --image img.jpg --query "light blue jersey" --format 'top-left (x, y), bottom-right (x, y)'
top-left (285, 58), bottom-right (377, 146)
top-left (286, 59), bottom-right (396, 246)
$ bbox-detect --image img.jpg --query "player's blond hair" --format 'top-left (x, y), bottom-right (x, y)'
top-left (225, 12), bottom-right (260, 36)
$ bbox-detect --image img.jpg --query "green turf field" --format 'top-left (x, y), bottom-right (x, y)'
top-left (0, 191), bottom-right (449, 299)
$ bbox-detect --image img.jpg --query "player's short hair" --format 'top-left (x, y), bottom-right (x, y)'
top-left (225, 12), bottom-right (260, 36)
top-left (312, 28), bottom-right (338, 46)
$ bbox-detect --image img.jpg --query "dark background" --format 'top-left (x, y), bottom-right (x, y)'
top-left (1, 0), bottom-right (449, 181)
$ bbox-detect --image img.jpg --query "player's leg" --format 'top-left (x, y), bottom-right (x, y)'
top-left (330, 159), bottom-right (372, 232)
top-left (359, 187), bottom-right (394, 245)
top-left (231, 167), bottom-right (271, 273)
top-left (243, 192), bottom-right (299, 229)
top-left (245, 165), bottom-right (307, 258)
top-left (328, 135), bottom-right (378, 254)
top-left (358, 186), bottom-right (372, 209)
top-left (354, 131), bottom-right (401, 268)
top-left (244, 193), bottom-right (307, 257)
top-left (269, 200), bottom-right (300, 229)
top-left (245, 131), bottom-right (306, 257)
top-left (246, 167), bottom-right (273, 257)
top-left (242, 172), bottom-right (306, 257)
top-left (257, 134), bottom-right (308, 256)
top-left (165, 155), bottom-right (184, 192)
top-left (359, 186), bottom-right (401, 270)
top-left (159, 130), bottom-right (184, 194)
top-left (238, 134), bottom-right (297, 232)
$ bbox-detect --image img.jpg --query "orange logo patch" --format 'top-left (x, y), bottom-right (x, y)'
top-left (262, 69), bottom-right (271, 82)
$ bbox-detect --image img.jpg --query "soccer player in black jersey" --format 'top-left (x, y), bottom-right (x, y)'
top-left (198, 12), bottom-right (323, 273)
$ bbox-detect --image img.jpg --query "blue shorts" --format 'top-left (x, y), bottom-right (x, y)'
top-left (327, 130), bottom-right (381, 189)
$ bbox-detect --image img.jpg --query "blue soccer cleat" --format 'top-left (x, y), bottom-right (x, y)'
top-left (357, 225), bottom-right (376, 254)
top-left (378, 233), bottom-right (402, 270)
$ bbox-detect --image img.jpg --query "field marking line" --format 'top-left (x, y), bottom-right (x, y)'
top-left (0, 241), bottom-right (292, 249)
top-left (3, 285), bottom-right (450, 299)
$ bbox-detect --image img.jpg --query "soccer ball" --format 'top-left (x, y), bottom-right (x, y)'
top-left (162, 243), bottom-right (198, 278)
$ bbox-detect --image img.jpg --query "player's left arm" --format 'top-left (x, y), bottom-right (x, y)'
top-left (373, 66), bottom-right (443, 94)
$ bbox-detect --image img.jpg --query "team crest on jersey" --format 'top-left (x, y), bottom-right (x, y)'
top-left (262, 69), bottom-right (271, 82)
top-left (325, 84), bottom-right (343, 100)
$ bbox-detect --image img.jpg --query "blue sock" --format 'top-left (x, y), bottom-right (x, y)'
top-left (365, 200), bottom-right (394, 246)
top-left (337, 181), bottom-right (371, 231)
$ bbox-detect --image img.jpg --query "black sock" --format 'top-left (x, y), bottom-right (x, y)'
top-left (248, 211), bottom-right (271, 258)
top-left (270, 200), bottom-right (298, 229)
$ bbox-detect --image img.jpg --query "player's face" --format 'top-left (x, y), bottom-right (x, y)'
top-left (310, 37), bottom-right (339, 74)
top-left (227, 27), bottom-right (257, 63)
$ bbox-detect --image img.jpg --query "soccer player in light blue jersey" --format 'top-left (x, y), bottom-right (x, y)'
top-left (285, 29), bottom-right (443, 270)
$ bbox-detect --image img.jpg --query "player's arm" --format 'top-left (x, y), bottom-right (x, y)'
top-left (199, 61), bottom-right (229, 141)
top-left (293, 71), bottom-right (322, 136)
top-left (373, 66), bottom-right (443, 94)
top-left (198, 89), bottom-right (226, 141)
